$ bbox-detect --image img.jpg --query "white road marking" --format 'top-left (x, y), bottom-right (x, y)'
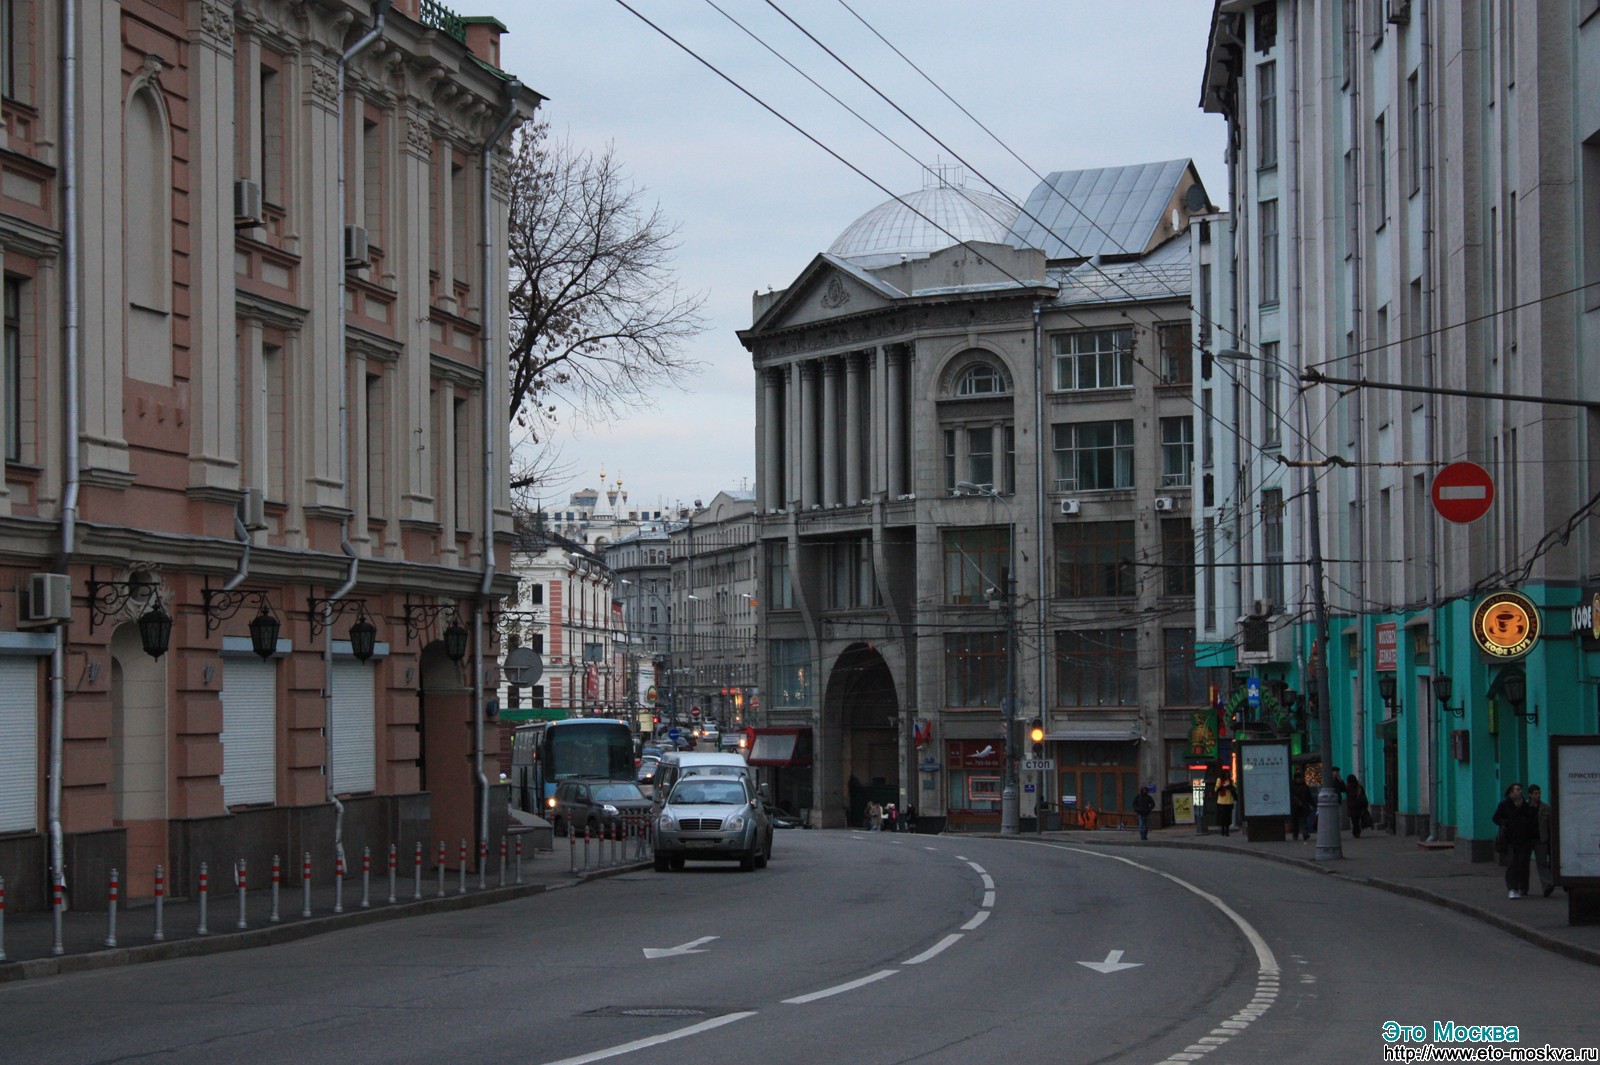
top-left (903, 934), bottom-right (963, 965)
top-left (961, 910), bottom-right (990, 931)
top-left (783, 969), bottom-right (898, 1004)
top-left (965, 861), bottom-right (986, 874)
top-left (642, 935), bottom-right (717, 959)
top-left (980, 873), bottom-right (995, 890)
top-left (982, 890), bottom-right (995, 908)
top-left (538, 1011), bottom-right (757, 1065)
top-left (1077, 949), bottom-right (1143, 974)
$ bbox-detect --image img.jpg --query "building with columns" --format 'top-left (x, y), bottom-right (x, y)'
top-left (741, 165), bottom-right (1220, 830)
top-left (0, 0), bottom-right (540, 911)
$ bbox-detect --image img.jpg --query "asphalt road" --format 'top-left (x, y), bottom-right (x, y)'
top-left (1, 831), bottom-right (1594, 1064)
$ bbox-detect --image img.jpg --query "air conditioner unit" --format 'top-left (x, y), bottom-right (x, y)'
top-left (1253, 597), bottom-right (1274, 616)
top-left (23, 573), bottom-right (71, 625)
top-left (240, 487), bottom-right (267, 531)
top-left (234, 179), bottom-right (263, 228)
top-left (1059, 499), bottom-right (1081, 516)
top-left (344, 224), bottom-right (370, 268)
top-left (1154, 496), bottom-right (1176, 512)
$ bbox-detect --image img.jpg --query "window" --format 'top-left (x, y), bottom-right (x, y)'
top-left (1259, 199), bottom-right (1280, 304)
top-left (365, 372), bottom-right (386, 518)
top-left (1257, 61), bottom-right (1278, 169)
top-left (956, 363), bottom-right (1004, 396)
top-left (946, 631), bottom-right (1006, 707)
top-left (767, 543), bottom-right (794, 609)
top-left (1163, 629), bottom-right (1213, 706)
top-left (362, 113), bottom-right (385, 244)
top-left (1158, 321), bottom-right (1193, 384)
top-left (1375, 112), bottom-right (1388, 226)
top-left (1052, 329), bottom-right (1134, 391)
top-left (1162, 518), bottom-right (1195, 597)
top-left (453, 396), bottom-right (471, 529)
top-left (945, 527), bottom-right (1010, 605)
top-left (943, 429), bottom-right (956, 494)
top-left (770, 639), bottom-right (810, 707)
top-left (1056, 630), bottom-right (1138, 707)
top-left (1160, 417), bottom-right (1193, 487)
top-left (4, 277), bottom-right (22, 463)
top-left (0, 0), bottom-right (21, 103)
top-left (1202, 517), bottom-right (1218, 633)
top-left (1261, 341), bottom-right (1281, 447)
top-left (1201, 390), bottom-right (1214, 468)
top-left (1052, 420), bottom-right (1134, 491)
top-left (1002, 425), bottom-right (1016, 494)
top-left (260, 60), bottom-right (285, 205)
top-left (1254, 2), bottom-right (1277, 50)
top-left (1262, 488), bottom-right (1286, 609)
top-left (967, 427), bottom-right (994, 488)
top-left (1054, 522), bottom-right (1135, 598)
top-left (826, 539), bottom-right (877, 609)
top-left (1407, 72), bottom-right (1422, 195)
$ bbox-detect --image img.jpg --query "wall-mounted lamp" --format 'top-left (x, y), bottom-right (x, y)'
top-left (202, 588), bottom-right (282, 660)
top-left (136, 601), bottom-right (173, 660)
top-left (86, 569), bottom-right (172, 658)
top-left (1377, 673), bottom-right (1399, 718)
top-left (1499, 667), bottom-right (1535, 725)
top-left (403, 599), bottom-right (468, 663)
top-left (1433, 674), bottom-right (1465, 717)
top-left (307, 596), bottom-right (377, 663)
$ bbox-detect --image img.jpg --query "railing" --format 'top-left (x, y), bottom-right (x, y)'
top-left (419, 0), bottom-right (467, 43)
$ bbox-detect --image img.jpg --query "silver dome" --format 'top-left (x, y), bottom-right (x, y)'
top-left (828, 186), bottom-right (1020, 269)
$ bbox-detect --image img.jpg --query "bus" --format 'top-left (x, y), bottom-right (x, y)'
top-left (510, 718), bottom-right (635, 815)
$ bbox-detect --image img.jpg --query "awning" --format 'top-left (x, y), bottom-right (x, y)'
top-left (1044, 726), bottom-right (1141, 742)
top-left (747, 727), bottom-right (813, 767)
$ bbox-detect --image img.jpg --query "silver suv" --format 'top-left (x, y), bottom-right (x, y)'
top-left (654, 774), bottom-right (772, 872)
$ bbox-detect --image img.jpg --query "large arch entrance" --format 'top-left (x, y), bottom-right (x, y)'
top-left (822, 642), bottom-right (900, 828)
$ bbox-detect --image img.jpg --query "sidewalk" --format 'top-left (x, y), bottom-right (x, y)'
top-left (1050, 821), bottom-right (1600, 967)
top-left (0, 832), bottom-right (648, 982)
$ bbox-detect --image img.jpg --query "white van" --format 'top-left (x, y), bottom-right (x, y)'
top-left (651, 751), bottom-right (753, 813)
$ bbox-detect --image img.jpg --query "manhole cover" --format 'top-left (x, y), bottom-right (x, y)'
top-left (620, 1008), bottom-right (707, 1018)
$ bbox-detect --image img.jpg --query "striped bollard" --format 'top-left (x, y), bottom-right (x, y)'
top-left (478, 838), bottom-right (487, 890)
top-left (301, 852), bottom-right (312, 918)
top-left (1, 873), bottom-right (8, 960)
top-left (270, 855), bottom-right (281, 923)
top-left (583, 824), bottom-right (592, 872)
top-left (413, 842), bottom-right (423, 901)
top-left (458, 839), bottom-right (467, 896)
top-left (499, 836), bottom-right (507, 888)
top-left (436, 841), bottom-right (446, 898)
top-left (197, 862), bottom-right (210, 935)
top-left (334, 850), bottom-right (346, 914)
top-left (50, 873), bottom-right (63, 957)
top-left (105, 868), bottom-right (120, 947)
top-left (153, 865), bottom-right (165, 941)
top-left (361, 847), bottom-right (371, 909)
top-left (515, 836), bottom-right (523, 884)
top-left (236, 859), bottom-right (248, 930)
top-left (567, 821), bottom-right (576, 874)
top-left (387, 844), bottom-right (397, 904)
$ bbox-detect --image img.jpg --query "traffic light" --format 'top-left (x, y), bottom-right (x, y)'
top-left (1029, 717), bottom-right (1045, 757)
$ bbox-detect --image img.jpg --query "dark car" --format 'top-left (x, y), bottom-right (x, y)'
top-left (549, 778), bottom-right (652, 836)
top-left (637, 755), bottom-right (662, 786)
top-left (764, 801), bottom-right (805, 829)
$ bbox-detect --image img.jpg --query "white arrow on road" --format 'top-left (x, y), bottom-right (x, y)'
top-left (1077, 950), bottom-right (1143, 974)
top-left (643, 936), bottom-right (719, 960)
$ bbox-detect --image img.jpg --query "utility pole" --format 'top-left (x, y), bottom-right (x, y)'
top-left (1001, 566), bottom-right (1020, 836)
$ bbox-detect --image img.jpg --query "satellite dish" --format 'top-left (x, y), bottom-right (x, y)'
top-left (503, 647), bottom-right (543, 686)
top-left (1184, 184), bottom-right (1209, 213)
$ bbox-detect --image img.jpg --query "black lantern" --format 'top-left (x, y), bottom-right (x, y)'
top-left (349, 611), bottom-right (377, 663)
top-left (1434, 674), bottom-right (1464, 717)
top-left (1499, 668), bottom-right (1534, 724)
top-left (137, 602), bottom-right (174, 660)
top-left (248, 604), bottom-right (281, 660)
top-left (1377, 673), bottom-right (1398, 715)
top-left (443, 619), bottom-right (469, 663)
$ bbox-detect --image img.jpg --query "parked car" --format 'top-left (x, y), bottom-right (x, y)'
top-left (654, 774), bottom-right (772, 872)
top-left (764, 801), bottom-right (805, 829)
top-left (549, 778), bottom-right (652, 836)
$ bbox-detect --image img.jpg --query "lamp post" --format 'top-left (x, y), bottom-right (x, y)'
top-left (957, 480), bottom-right (1020, 836)
top-left (1216, 349), bottom-right (1343, 860)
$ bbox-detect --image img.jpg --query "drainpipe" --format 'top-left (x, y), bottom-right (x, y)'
top-left (325, 0), bottom-right (388, 865)
top-left (50, 0), bottom-right (81, 953)
top-left (1032, 301), bottom-right (1048, 809)
top-left (221, 515), bottom-right (253, 591)
top-left (1420, 0), bottom-right (1442, 841)
top-left (475, 80), bottom-right (521, 853)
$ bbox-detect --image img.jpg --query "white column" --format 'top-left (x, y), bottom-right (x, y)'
top-left (800, 362), bottom-right (819, 509)
top-left (887, 347), bottom-right (906, 497)
top-left (762, 369), bottom-right (783, 510)
top-left (821, 358), bottom-right (840, 506)
top-left (845, 354), bottom-right (863, 505)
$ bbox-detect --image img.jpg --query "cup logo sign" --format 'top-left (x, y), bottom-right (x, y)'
top-left (1471, 590), bottom-right (1540, 659)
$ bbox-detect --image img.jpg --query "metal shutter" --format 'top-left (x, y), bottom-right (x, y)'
top-left (331, 659), bottom-right (375, 794)
top-left (220, 657), bottom-right (276, 806)
top-left (0, 657), bottom-right (39, 832)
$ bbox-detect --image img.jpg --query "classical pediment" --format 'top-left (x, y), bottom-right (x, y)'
top-left (746, 254), bottom-right (907, 336)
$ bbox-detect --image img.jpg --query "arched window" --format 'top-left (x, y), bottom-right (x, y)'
top-left (124, 83), bottom-right (173, 384)
top-left (956, 363), bottom-right (1005, 396)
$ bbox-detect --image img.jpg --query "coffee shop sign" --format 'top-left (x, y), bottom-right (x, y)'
top-left (1572, 589), bottom-right (1600, 648)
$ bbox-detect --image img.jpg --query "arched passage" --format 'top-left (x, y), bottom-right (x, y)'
top-left (418, 643), bottom-right (475, 869)
top-left (822, 642), bottom-right (900, 828)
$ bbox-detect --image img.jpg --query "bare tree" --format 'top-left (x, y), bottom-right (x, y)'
top-left (506, 123), bottom-right (706, 489)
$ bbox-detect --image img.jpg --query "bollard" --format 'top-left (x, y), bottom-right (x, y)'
top-left (458, 839), bottom-right (467, 896)
top-left (583, 824), bottom-right (592, 872)
top-left (334, 851), bottom-right (346, 914)
top-left (105, 868), bottom-right (119, 947)
top-left (361, 847), bottom-right (371, 909)
top-left (153, 865), bottom-right (165, 941)
top-left (270, 855), bottom-right (281, 924)
top-left (387, 843), bottom-right (397, 905)
top-left (413, 841), bottom-right (423, 901)
top-left (236, 859), bottom-right (248, 930)
top-left (478, 838), bottom-right (488, 891)
top-left (437, 840), bottom-right (446, 898)
top-left (0, 873), bottom-right (6, 961)
top-left (51, 873), bottom-right (63, 957)
top-left (301, 852), bottom-right (312, 918)
top-left (568, 821), bottom-right (576, 875)
top-left (515, 835), bottom-right (524, 885)
top-left (499, 836), bottom-right (507, 888)
top-left (198, 862), bottom-right (210, 936)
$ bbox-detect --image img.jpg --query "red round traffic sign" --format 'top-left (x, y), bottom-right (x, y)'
top-left (690, 706), bottom-right (701, 719)
top-left (1432, 462), bottom-right (1495, 524)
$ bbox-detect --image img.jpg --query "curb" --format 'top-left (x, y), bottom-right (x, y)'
top-left (0, 861), bottom-right (651, 983)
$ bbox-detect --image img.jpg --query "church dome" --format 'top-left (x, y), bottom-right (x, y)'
top-left (828, 185), bottom-right (1019, 269)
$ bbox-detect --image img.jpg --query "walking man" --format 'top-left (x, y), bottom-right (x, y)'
top-left (1133, 785), bottom-right (1156, 841)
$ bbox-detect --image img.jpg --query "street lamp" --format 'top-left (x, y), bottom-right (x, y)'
top-left (1499, 668), bottom-right (1534, 725)
top-left (1216, 349), bottom-right (1342, 860)
top-left (957, 479), bottom-right (1020, 836)
top-left (1377, 674), bottom-right (1399, 717)
top-left (1433, 675), bottom-right (1464, 718)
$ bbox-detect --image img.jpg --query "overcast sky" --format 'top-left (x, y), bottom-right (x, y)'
top-left (477, 0), bottom-right (1226, 512)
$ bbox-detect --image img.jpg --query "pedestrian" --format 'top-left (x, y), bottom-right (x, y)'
top-left (904, 805), bottom-right (918, 834)
top-left (1080, 801), bottom-right (1100, 831)
top-left (1345, 774), bottom-right (1370, 839)
top-left (1290, 771), bottom-right (1313, 842)
top-left (884, 803), bottom-right (898, 833)
top-left (1492, 782), bottom-right (1538, 899)
top-left (866, 799), bottom-right (882, 832)
top-left (1132, 785), bottom-right (1156, 840)
top-left (1215, 775), bottom-right (1238, 837)
top-left (1527, 784), bottom-right (1555, 898)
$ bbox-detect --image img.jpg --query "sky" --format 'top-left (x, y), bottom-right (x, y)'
top-left (476, 0), bottom-right (1227, 513)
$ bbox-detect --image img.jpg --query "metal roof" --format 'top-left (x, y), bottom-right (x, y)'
top-left (1007, 159), bottom-right (1192, 260)
top-left (829, 185), bottom-right (1019, 268)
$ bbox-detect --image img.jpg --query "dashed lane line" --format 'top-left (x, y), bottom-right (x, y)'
top-left (539, 1012), bottom-right (758, 1065)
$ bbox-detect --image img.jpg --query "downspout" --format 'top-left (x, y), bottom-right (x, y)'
top-left (475, 80), bottom-right (521, 855)
top-left (325, 0), bottom-right (388, 865)
top-left (50, 0), bottom-right (81, 953)
top-left (1420, 0), bottom-right (1442, 841)
top-left (1032, 301), bottom-right (1048, 808)
top-left (221, 516), bottom-right (253, 591)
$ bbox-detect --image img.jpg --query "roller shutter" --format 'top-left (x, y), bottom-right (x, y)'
top-left (331, 659), bottom-right (375, 793)
top-left (0, 657), bottom-right (39, 833)
top-left (220, 657), bottom-right (276, 806)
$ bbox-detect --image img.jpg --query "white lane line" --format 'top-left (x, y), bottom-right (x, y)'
top-left (783, 969), bottom-right (898, 1005)
top-left (961, 909), bottom-right (990, 931)
top-left (965, 861), bottom-right (986, 874)
top-left (539, 1012), bottom-right (757, 1065)
top-left (982, 890), bottom-right (995, 908)
top-left (903, 934), bottom-right (963, 965)
top-left (979, 873), bottom-right (995, 890)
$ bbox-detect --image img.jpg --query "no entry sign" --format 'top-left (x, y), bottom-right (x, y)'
top-left (1432, 462), bottom-right (1494, 524)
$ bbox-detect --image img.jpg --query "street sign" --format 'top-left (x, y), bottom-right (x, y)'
top-left (1247, 677), bottom-right (1261, 710)
top-left (503, 647), bottom-right (543, 686)
top-left (690, 706), bottom-right (701, 720)
top-left (667, 726), bottom-right (683, 744)
top-left (1432, 461), bottom-right (1495, 524)
top-left (1022, 758), bottom-right (1055, 772)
